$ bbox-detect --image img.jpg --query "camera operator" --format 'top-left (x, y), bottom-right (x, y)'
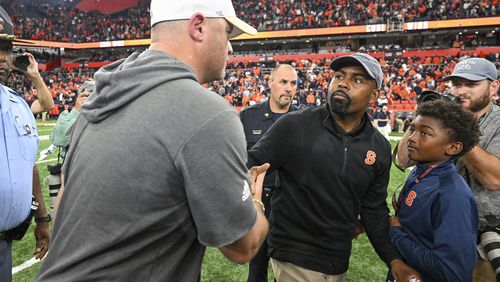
top-left (394, 58), bottom-right (500, 281)
top-left (50, 80), bottom-right (94, 158)
top-left (49, 80), bottom-right (94, 218)
top-left (0, 6), bottom-right (50, 282)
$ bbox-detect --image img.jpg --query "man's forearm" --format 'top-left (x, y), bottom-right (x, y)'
top-left (33, 165), bottom-right (49, 217)
top-left (362, 210), bottom-right (402, 266)
top-left (394, 129), bottom-right (413, 170)
top-left (462, 146), bottom-right (500, 190)
top-left (30, 73), bottom-right (54, 114)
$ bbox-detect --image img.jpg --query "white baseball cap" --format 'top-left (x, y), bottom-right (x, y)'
top-left (150, 0), bottom-right (257, 38)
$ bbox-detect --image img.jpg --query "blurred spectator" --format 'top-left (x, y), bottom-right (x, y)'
top-left (373, 106), bottom-right (392, 139)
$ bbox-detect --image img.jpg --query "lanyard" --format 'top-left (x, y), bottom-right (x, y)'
top-left (392, 165), bottom-right (435, 216)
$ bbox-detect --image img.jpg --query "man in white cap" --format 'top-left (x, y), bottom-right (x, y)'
top-left (36, 0), bottom-right (269, 281)
top-left (248, 53), bottom-right (421, 281)
top-left (395, 57), bottom-right (500, 281)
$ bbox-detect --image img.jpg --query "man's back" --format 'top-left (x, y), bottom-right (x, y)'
top-left (37, 50), bottom-right (256, 282)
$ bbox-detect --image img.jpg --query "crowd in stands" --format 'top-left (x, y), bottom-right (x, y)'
top-left (210, 53), bottom-right (499, 110)
top-left (2, 0), bottom-right (498, 42)
top-left (5, 1), bottom-right (150, 43)
top-left (235, 0), bottom-right (498, 31)
top-left (9, 67), bottom-right (94, 116)
top-left (12, 51), bottom-right (498, 120)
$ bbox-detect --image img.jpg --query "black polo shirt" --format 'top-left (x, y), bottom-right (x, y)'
top-left (248, 105), bottom-right (400, 274)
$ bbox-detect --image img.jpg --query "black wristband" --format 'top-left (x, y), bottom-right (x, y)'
top-left (35, 214), bottom-right (51, 223)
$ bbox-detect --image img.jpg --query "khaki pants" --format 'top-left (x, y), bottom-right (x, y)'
top-left (271, 258), bottom-right (347, 282)
top-left (473, 259), bottom-right (497, 282)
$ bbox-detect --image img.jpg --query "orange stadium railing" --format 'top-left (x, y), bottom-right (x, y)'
top-left (37, 46), bottom-right (498, 70)
top-left (14, 17), bottom-right (500, 49)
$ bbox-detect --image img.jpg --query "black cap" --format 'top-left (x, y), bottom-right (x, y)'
top-left (0, 5), bottom-right (32, 43)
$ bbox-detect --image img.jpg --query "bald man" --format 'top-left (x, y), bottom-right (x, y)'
top-left (36, 0), bottom-right (269, 281)
top-left (240, 64), bottom-right (298, 282)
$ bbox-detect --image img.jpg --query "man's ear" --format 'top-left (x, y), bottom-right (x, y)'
top-left (188, 12), bottom-right (206, 43)
top-left (370, 89), bottom-right (381, 104)
top-left (445, 141), bottom-right (463, 157)
top-left (489, 79), bottom-right (499, 99)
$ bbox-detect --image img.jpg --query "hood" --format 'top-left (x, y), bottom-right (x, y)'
top-left (81, 49), bottom-right (197, 123)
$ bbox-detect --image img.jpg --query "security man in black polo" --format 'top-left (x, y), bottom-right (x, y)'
top-left (241, 64), bottom-right (298, 282)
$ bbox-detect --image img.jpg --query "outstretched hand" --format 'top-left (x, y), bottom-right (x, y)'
top-left (248, 163), bottom-right (270, 200)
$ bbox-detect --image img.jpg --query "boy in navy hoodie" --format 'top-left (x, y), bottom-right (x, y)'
top-left (388, 100), bottom-right (480, 282)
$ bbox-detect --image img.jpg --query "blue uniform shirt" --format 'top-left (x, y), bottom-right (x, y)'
top-left (240, 100), bottom-right (293, 188)
top-left (0, 85), bottom-right (38, 232)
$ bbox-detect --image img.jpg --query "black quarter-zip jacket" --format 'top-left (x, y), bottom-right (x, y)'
top-left (248, 105), bottom-right (401, 274)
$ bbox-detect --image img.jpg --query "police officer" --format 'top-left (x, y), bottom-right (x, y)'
top-left (241, 64), bottom-right (298, 282)
top-left (0, 5), bottom-right (50, 281)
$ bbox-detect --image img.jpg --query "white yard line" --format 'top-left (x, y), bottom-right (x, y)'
top-left (12, 257), bottom-right (42, 275)
top-left (38, 144), bottom-right (57, 162)
top-left (388, 135), bottom-right (402, 141)
top-left (36, 158), bottom-right (58, 164)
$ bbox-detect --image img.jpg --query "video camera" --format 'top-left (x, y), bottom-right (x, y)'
top-left (417, 90), bottom-right (460, 104)
top-left (47, 164), bottom-right (62, 211)
top-left (12, 54), bottom-right (30, 73)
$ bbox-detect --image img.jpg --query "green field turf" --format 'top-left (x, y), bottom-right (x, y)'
top-left (12, 124), bottom-right (409, 282)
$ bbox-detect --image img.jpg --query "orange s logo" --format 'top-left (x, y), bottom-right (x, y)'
top-left (405, 191), bottom-right (417, 206)
top-left (364, 150), bottom-right (376, 165)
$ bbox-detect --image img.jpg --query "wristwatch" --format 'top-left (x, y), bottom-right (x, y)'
top-left (35, 214), bottom-right (52, 223)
